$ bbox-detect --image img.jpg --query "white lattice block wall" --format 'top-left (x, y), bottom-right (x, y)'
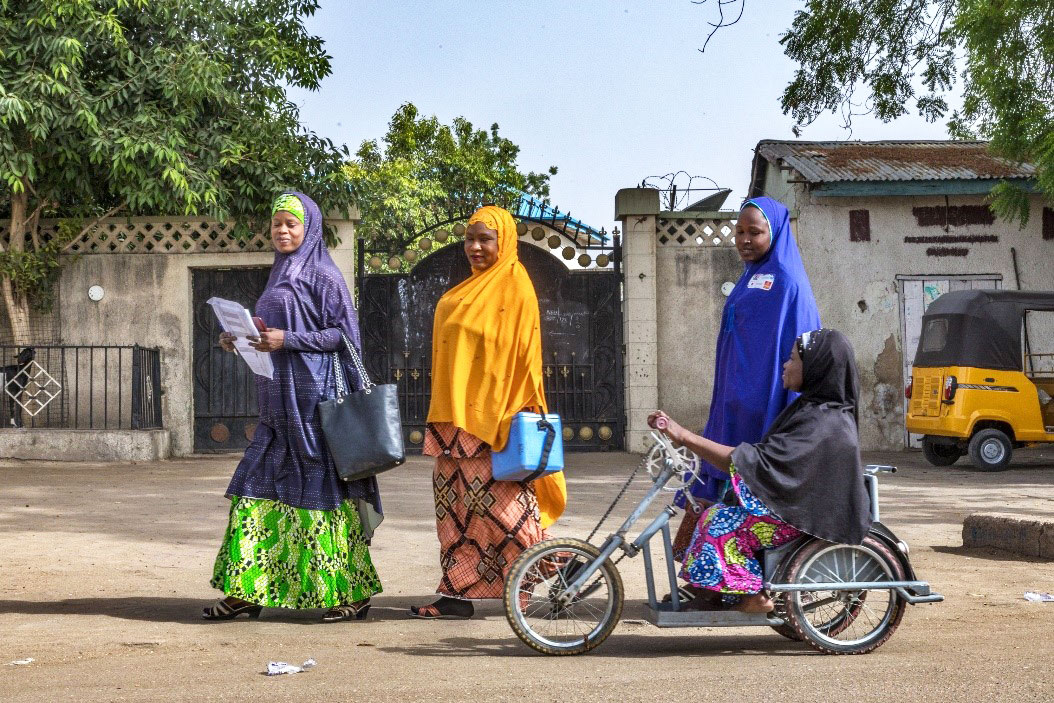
top-left (2, 218), bottom-right (273, 254)
top-left (656, 214), bottom-right (738, 247)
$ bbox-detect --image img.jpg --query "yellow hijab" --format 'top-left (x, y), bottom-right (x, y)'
top-left (427, 205), bottom-right (567, 527)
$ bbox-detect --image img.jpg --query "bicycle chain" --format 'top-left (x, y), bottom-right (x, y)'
top-left (584, 453), bottom-right (648, 544)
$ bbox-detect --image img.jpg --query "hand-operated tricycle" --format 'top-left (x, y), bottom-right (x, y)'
top-left (502, 430), bottom-right (942, 655)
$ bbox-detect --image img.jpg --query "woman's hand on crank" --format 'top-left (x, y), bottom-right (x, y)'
top-left (648, 410), bottom-right (686, 444)
top-left (219, 332), bottom-right (236, 353)
top-left (247, 329), bottom-right (285, 353)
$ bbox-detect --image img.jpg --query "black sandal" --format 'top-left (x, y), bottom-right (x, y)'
top-left (322, 598), bottom-right (372, 622)
top-left (202, 597), bottom-right (262, 620)
top-left (408, 596), bottom-right (474, 619)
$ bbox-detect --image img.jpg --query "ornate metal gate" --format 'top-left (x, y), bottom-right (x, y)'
top-left (191, 267), bottom-right (271, 453)
top-left (358, 215), bottom-right (624, 452)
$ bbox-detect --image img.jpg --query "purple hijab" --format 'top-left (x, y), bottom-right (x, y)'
top-left (225, 192), bottom-right (380, 513)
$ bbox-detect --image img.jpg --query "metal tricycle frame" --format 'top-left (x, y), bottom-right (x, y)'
top-left (504, 431), bottom-right (944, 655)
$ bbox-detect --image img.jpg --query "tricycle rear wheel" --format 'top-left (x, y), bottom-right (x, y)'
top-left (781, 537), bottom-right (906, 655)
top-left (504, 538), bottom-right (624, 656)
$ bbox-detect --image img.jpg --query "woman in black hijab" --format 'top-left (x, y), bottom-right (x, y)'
top-left (648, 328), bottom-right (871, 613)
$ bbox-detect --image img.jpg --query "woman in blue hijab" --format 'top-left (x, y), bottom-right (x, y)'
top-left (679, 197), bottom-right (821, 508)
top-left (204, 192), bottom-right (382, 623)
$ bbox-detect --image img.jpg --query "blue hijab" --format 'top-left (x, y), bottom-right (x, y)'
top-left (682, 197), bottom-right (821, 503)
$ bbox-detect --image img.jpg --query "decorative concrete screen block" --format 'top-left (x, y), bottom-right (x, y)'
top-left (0, 218), bottom-right (274, 254)
top-left (656, 216), bottom-right (737, 247)
top-left (67, 220), bottom-right (273, 254)
top-left (4, 360), bottom-right (61, 417)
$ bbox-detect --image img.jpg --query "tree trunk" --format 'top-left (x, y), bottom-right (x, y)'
top-left (2, 187), bottom-right (32, 346)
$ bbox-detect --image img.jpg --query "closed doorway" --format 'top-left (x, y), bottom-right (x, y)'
top-left (191, 267), bottom-right (271, 452)
top-left (898, 275), bottom-right (1002, 447)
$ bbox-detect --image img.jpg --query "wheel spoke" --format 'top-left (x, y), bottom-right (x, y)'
top-left (801, 595), bottom-right (840, 612)
top-left (813, 561), bottom-right (845, 583)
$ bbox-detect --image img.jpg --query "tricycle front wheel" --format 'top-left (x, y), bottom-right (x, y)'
top-left (503, 537), bottom-right (624, 656)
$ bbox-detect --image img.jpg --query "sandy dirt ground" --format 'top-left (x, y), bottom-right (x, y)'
top-left (1, 448), bottom-right (1053, 702)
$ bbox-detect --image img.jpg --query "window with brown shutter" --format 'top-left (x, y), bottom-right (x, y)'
top-left (849, 209), bottom-right (871, 242)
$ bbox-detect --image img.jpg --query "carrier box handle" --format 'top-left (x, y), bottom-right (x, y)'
top-left (524, 418), bottom-right (557, 483)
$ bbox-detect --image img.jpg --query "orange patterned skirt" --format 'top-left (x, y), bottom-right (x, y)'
top-left (425, 422), bottom-right (547, 599)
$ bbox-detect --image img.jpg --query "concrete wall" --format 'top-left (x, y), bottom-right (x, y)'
top-left (793, 186), bottom-right (1054, 449)
top-left (4, 429), bottom-right (170, 462)
top-left (617, 190), bottom-right (745, 451)
top-left (52, 219), bottom-right (357, 457)
top-left (756, 162), bottom-right (798, 211)
top-left (655, 242), bottom-right (741, 432)
top-left (616, 189), bottom-right (660, 451)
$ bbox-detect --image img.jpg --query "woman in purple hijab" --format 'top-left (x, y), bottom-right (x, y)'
top-left (204, 192), bottom-right (382, 623)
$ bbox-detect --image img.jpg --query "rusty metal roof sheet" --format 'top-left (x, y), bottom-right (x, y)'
top-left (756, 140), bottom-right (1036, 183)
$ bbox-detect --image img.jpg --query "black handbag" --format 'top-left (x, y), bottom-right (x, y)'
top-left (318, 333), bottom-right (405, 482)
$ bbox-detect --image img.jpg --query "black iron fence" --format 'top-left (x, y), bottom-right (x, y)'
top-left (0, 345), bottom-right (162, 430)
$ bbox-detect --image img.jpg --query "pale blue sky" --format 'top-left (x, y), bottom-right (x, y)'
top-left (287, 1), bottom-right (957, 231)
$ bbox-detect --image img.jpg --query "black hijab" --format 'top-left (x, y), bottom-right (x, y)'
top-left (730, 329), bottom-right (871, 545)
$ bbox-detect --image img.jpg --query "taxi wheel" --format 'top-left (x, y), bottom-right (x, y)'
top-left (968, 429), bottom-right (1013, 471)
top-left (922, 436), bottom-right (962, 467)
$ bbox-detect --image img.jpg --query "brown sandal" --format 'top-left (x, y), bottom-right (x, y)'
top-left (408, 597), bottom-right (473, 619)
top-left (735, 593), bottom-right (775, 614)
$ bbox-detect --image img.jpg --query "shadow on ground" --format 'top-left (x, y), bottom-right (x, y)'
top-left (376, 632), bottom-right (810, 658)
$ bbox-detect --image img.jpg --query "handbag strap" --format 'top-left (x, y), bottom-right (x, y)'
top-left (524, 418), bottom-right (557, 482)
top-left (331, 331), bottom-right (374, 399)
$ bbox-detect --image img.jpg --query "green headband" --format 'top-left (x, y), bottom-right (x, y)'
top-left (271, 194), bottom-right (305, 223)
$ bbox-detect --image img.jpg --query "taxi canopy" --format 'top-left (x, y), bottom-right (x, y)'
top-left (913, 290), bottom-right (1054, 371)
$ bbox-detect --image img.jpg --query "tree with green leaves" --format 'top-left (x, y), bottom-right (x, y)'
top-left (696, 0), bottom-right (1054, 223)
top-left (347, 102), bottom-right (557, 255)
top-left (0, 0), bottom-right (354, 344)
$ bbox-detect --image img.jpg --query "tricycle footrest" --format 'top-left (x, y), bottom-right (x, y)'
top-left (643, 602), bottom-right (784, 628)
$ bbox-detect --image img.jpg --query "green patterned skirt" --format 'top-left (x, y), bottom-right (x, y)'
top-left (211, 496), bottom-right (382, 609)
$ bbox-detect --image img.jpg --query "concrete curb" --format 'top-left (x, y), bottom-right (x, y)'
top-left (963, 512), bottom-right (1054, 560)
top-left (0, 429), bottom-right (171, 462)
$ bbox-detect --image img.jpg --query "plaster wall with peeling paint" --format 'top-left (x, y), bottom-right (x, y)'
top-left (792, 186), bottom-right (1054, 449)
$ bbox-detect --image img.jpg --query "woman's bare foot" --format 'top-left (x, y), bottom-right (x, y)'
top-left (736, 593), bottom-right (774, 613)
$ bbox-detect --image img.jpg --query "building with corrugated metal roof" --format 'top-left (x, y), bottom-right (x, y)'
top-left (750, 140), bottom-right (1037, 204)
top-left (747, 139), bottom-right (1053, 450)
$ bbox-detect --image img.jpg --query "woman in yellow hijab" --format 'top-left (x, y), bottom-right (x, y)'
top-left (409, 205), bottom-right (567, 619)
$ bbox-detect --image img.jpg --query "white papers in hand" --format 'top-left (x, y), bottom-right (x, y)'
top-left (207, 297), bottom-right (274, 379)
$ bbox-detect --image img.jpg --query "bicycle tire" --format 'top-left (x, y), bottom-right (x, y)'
top-left (503, 538), bottom-right (624, 656)
top-left (782, 536), bottom-right (907, 655)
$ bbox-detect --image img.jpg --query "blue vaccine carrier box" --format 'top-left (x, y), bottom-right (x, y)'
top-left (492, 412), bottom-right (564, 481)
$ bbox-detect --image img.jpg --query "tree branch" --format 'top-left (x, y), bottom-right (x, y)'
top-left (26, 199), bottom-right (53, 250)
top-left (65, 202), bottom-right (128, 252)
